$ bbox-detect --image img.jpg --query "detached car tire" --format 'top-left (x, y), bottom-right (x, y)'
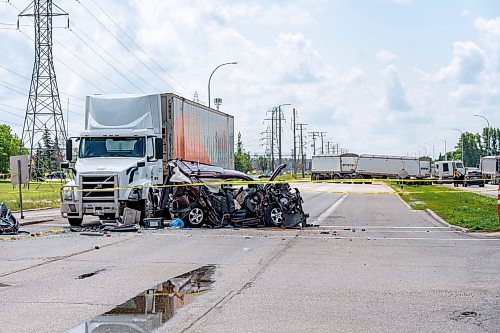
top-left (68, 218), bottom-right (83, 226)
top-left (265, 204), bottom-right (283, 227)
top-left (183, 206), bottom-right (205, 227)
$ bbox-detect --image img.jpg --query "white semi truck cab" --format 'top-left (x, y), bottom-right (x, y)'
top-left (61, 95), bottom-right (164, 226)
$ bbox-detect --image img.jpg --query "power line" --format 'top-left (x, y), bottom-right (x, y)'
top-left (70, 23), bottom-right (158, 92)
top-left (89, 0), bottom-right (189, 94)
top-left (18, 28), bottom-right (105, 94)
top-left (0, 63), bottom-right (85, 103)
top-left (69, 25), bottom-right (144, 93)
top-left (76, 0), bottom-right (185, 94)
top-left (53, 37), bottom-right (130, 93)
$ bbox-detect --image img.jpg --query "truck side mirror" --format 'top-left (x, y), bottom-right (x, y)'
top-left (155, 138), bottom-right (163, 160)
top-left (66, 139), bottom-right (73, 161)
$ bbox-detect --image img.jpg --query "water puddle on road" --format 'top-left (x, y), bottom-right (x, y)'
top-left (66, 265), bottom-right (216, 333)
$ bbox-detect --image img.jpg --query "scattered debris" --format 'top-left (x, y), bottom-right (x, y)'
top-left (0, 203), bottom-right (19, 235)
top-left (243, 247), bottom-right (252, 252)
top-left (76, 269), bottom-right (106, 280)
top-left (320, 231), bottom-right (330, 235)
top-left (361, 228), bottom-right (366, 231)
top-left (0, 283), bottom-right (9, 287)
top-left (71, 223), bottom-right (138, 234)
top-left (169, 218), bottom-right (184, 228)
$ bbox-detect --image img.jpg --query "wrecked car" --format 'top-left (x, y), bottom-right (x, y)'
top-left (160, 160), bottom-right (308, 228)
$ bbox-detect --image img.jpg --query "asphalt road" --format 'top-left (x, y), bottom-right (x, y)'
top-left (1, 183), bottom-right (499, 332)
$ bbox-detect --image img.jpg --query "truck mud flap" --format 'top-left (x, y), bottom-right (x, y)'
top-left (282, 211), bottom-right (308, 228)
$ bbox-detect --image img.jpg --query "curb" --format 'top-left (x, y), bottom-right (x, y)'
top-left (425, 209), bottom-right (469, 232)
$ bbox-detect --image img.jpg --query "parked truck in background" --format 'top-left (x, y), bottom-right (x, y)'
top-left (431, 160), bottom-right (465, 179)
top-left (479, 156), bottom-right (500, 183)
top-left (311, 154), bottom-right (430, 181)
top-left (60, 93), bottom-right (234, 226)
top-left (354, 154), bottom-right (431, 179)
top-left (311, 153), bottom-right (358, 180)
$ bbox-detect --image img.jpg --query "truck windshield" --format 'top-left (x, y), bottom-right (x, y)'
top-left (79, 137), bottom-right (145, 158)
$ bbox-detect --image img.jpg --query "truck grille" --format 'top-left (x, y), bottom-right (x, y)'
top-left (81, 175), bottom-right (117, 202)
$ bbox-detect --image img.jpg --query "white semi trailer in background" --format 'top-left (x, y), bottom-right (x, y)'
top-left (479, 156), bottom-right (500, 183)
top-left (60, 93), bottom-right (234, 226)
top-left (354, 154), bottom-right (431, 179)
top-left (311, 153), bottom-right (358, 180)
top-left (311, 154), bottom-right (431, 180)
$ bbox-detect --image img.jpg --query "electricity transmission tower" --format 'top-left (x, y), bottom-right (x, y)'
top-left (18, 0), bottom-right (68, 179)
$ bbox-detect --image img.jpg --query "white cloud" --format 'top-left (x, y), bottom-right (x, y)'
top-left (376, 50), bottom-right (398, 64)
top-left (435, 41), bottom-right (485, 84)
top-left (461, 9), bottom-right (470, 17)
top-left (382, 65), bottom-right (412, 112)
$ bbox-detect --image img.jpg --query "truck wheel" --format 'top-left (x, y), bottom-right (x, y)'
top-left (68, 218), bottom-right (83, 226)
top-left (264, 204), bottom-right (283, 227)
top-left (183, 206), bottom-right (204, 227)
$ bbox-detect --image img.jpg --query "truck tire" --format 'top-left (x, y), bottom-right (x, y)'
top-left (264, 204), bottom-right (283, 227)
top-left (183, 206), bottom-right (204, 227)
top-left (68, 218), bottom-right (83, 226)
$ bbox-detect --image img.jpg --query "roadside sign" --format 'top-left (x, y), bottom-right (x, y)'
top-left (10, 155), bottom-right (29, 185)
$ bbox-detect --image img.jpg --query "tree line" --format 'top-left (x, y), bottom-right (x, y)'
top-left (441, 127), bottom-right (500, 167)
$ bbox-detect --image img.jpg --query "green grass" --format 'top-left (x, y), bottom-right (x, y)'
top-left (0, 180), bottom-right (61, 211)
top-left (391, 184), bottom-right (500, 232)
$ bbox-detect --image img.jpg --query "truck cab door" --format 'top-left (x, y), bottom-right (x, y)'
top-left (147, 137), bottom-right (163, 184)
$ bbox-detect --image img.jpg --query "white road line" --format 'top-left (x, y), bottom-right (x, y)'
top-left (317, 226), bottom-right (451, 229)
top-left (151, 233), bottom-right (500, 241)
top-left (314, 194), bottom-right (348, 225)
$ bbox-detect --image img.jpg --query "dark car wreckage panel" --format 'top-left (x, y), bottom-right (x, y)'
top-left (160, 160), bottom-right (308, 228)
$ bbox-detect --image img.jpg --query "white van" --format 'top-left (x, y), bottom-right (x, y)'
top-left (432, 161), bottom-right (465, 179)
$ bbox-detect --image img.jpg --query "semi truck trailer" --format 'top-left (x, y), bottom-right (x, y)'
top-left (355, 154), bottom-right (431, 179)
top-left (311, 153), bottom-right (358, 180)
top-left (311, 154), bottom-right (430, 180)
top-left (60, 93), bottom-right (234, 226)
top-left (479, 156), bottom-right (500, 183)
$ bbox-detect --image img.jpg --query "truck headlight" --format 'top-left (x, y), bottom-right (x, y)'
top-left (63, 189), bottom-right (74, 201)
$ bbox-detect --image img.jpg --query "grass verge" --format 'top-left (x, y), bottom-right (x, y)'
top-left (391, 184), bottom-right (500, 232)
top-left (0, 180), bottom-right (60, 211)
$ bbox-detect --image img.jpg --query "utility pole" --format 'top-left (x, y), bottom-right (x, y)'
top-left (19, 0), bottom-right (69, 180)
top-left (297, 123), bottom-right (307, 177)
top-left (309, 132), bottom-right (325, 155)
top-left (292, 108), bottom-right (297, 177)
top-left (277, 106), bottom-right (287, 166)
top-left (264, 109), bottom-right (277, 171)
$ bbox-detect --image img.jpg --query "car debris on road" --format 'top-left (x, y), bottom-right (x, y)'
top-left (161, 160), bottom-right (309, 228)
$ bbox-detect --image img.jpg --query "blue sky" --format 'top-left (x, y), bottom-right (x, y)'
top-left (1, 0), bottom-right (500, 159)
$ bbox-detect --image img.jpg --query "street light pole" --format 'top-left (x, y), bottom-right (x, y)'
top-left (425, 142), bottom-right (435, 161)
top-left (474, 114), bottom-right (491, 156)
top-left (441, 139), bottom-right (447, 160)
top-left (451, 128), bottom-right (464, 166)
top-left (208, 62), bottom-right (237, 108)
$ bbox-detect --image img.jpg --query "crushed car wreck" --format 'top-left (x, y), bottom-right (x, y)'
top-left (160, 160), bottom-right (309, 228)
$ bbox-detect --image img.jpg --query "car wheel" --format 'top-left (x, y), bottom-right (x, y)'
top-left (184, 206), bottom-right (205, 227)
top-left (68, 218), bottom-right (83, 226)
top-left (265, 204), bottom-right (283, 227)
